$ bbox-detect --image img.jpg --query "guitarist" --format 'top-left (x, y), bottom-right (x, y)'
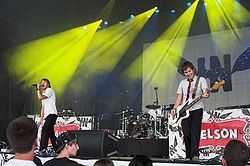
top-left (171, 61), bottom-right (210, 160)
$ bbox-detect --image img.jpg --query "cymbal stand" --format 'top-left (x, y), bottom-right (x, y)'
top-left (153, 87), bottom-right (162, 138)
top-left (96, 114), bottom-right (103, 130)
top-left (153, 113), bottom-right (163, 138)
top-left (162, 104), bottom-right (172, 137)
top-left (121, 109), bottom-right (127, 138)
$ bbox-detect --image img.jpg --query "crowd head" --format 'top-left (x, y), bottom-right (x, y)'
top-left (128, 155), bottom-right (153, 166)
top-left (6, 116), bottom-right (37, 154)
top-left (94, 158), bottom-right (114, 166)
top-left (222, 139), bottom-right (250, 166)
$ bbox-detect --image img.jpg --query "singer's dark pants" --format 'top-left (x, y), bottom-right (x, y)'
top-left (181, 108), bottom-right (203, 159)
top-left (39, 114), bottom-right (57, 151)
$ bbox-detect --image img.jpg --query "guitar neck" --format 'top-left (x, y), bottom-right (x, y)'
top-left (184, 88), bottom-right (214, 110)
top-left (183, 96), bottom-right (203, 110)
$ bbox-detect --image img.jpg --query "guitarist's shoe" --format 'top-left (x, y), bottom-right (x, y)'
top-left (191, 156), bottom-right (199, 161)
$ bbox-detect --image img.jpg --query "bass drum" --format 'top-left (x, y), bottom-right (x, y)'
top-left (127, 120), bottom-right (147, 138)
top-left (126, 114), bottom-right (152, 138)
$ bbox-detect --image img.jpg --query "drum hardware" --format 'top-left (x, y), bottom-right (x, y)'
top-left (144, 86), bottom-right (166, 138)
top-left (162, 104), bottom-right (174, 110)
top-left (115, 109), bottom-right (169, 139)
top-left (118, 107), bottom-right (135, 138)
top-left (113, 106), bottom-right (137, 138)
top-left (116, 86), bottom-right (169, 139)
top-left (96, 114), bottom-right (103, 130)
top-left (144, 105), bottom-right (170, 138)
top-left (58, 109), bottom-right (75, 116)
top-left (121, 109), bottom-right (127, 138)
top-left (145, 104), bottom-right (161, 109)
top-left (127, 114), bottom-right (151, 138)
top-left (145, 86), bottom-right (161, 110)
top-left (58, 109), bottom-right (76, 121)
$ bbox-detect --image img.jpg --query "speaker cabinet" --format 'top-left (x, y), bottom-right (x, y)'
top-left (68, 130), bottom-right (118, 159)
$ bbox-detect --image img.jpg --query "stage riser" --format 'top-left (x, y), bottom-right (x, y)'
top-left (67, 130), bottom-right (169, 158)
top-left (118, 138), bottom-right (169, 158)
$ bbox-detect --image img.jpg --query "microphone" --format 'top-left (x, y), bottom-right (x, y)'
top-left (32, 84), bottom-right (37, 87)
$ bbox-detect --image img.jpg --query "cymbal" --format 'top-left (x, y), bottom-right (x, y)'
top-left (115, 110), bottom-right (136, 115)
top-left (145, 104), bottom-right (161, 109)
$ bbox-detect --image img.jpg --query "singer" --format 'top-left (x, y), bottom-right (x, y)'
top-left (36, 78), bottom-right (58, 156)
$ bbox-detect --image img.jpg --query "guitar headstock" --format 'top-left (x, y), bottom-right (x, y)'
top-left (210, 80), bottom-right (225, 93)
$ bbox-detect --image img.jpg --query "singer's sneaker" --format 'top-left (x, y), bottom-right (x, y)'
top-left (37, 149), bottom-right (48, 157)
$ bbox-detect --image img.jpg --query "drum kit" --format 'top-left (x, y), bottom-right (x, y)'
top-left (117, 104), bottom-right (172, 139)
top-left (117, 87), bottom-right (173, 139)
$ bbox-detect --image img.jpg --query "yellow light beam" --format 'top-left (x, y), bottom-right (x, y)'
top-left (66, 8), bottom-right (156, 94)
top-left (7, 20), bottom-right (102, 96)
top-left (125, 0), bottom-right (199, 89)
top-left (80, 7), bottom-right (156, 75)
top-left (99, 0), bottom-right (116, 21)
top-left (204, 0), bottom-right (250, 51)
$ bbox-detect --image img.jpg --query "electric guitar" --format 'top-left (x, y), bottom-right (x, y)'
top-left (169, 80), bottom-right (225, 127)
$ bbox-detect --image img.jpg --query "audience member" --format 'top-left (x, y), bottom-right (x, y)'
top-left (128, 155), bottom-right (152, 166)
top-left (43, 132), bottom-right (82, 166)
top-left (93, 158), bottom-right (114, 166)
top-left (4, 116), bottom-right (38, 166)
top-left (222, 139), bottom-right (250, 166)
top-left (33, 156), bottom-right (43, 166)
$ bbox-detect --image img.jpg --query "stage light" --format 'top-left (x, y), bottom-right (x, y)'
top-left (104, 21), bottom-right (109, 25)
top-left (83, 26), bottom-right (87, 29)
top-left (155, 7), bottom-right (160, 14)
top-left (187, 2), bottom-right (192, 7)
top-left (130, 14), bottom-right (135, 19)
top-left (170, 9), bottom-right (176, 13)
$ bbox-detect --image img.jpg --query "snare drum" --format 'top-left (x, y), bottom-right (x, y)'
top-left (147, 107), bottom-right (165, 120)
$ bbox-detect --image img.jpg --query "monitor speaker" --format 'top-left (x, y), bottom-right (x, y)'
top-left (68, 130), bottom-right (118, 159)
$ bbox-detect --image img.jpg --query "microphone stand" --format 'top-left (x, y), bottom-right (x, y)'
top-left (31, 86), bottom-right (38, 121)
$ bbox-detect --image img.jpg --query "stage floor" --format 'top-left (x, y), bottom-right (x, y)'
top-left (38, 157), bottom-right (221, 166)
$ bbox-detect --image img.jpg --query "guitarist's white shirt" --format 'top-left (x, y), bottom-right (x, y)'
top-left (177, 75), bottom-right (208, 111)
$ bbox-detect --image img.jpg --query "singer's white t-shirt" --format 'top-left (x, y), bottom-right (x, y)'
top-left (42, 88), bottom-right (57, 119)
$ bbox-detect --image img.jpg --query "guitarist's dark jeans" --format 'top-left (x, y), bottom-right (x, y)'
top-left (181, 108), bottom-right (203, 159)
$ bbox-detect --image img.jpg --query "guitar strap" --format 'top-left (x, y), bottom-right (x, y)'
top-left (192, 76), bottom-right (200, 99)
